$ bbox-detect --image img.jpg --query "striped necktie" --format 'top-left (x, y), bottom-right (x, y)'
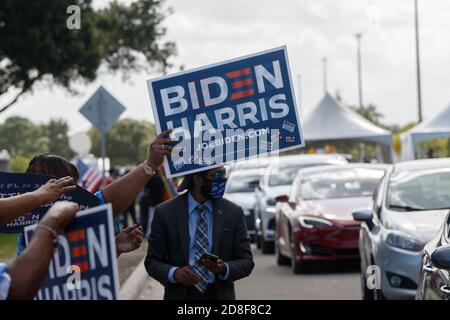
top-left (192, 204), bottom-right (209, 293)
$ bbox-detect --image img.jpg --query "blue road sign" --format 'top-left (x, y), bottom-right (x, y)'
top-left (79, 86), bottom-right (125, 134)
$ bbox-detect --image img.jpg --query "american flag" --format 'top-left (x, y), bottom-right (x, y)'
top-left (75, 158), bottom-right (103, 193)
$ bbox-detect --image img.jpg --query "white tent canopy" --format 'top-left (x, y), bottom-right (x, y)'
top-left (401, 103), bottom-right (450, 160)
top-left (302, 93), bottom-right (392, 146)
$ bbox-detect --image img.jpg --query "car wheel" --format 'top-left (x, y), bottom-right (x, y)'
top-left (360, 271), bottom-right (374, 300)
top-left (373, 289), bottom-right (386, 300)
top-left (261, 239), bottom-right (275, 254)
top-left (291, 256), bottom-right (311, 274)
top-left (276, 242), bottom-right (291, 266)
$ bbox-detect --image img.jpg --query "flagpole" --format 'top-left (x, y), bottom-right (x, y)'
top-left (355, 33), bottom-right (364, 109)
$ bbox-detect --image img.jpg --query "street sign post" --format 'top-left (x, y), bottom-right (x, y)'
top-left (79, 86), bottom-right (125, 185)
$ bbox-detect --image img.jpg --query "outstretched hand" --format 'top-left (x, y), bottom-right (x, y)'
top-left (34, 177), bottom-right (76, 205)
top-left (116, 224), bottom-right (144, 256)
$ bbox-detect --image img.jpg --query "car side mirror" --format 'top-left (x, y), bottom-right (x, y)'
top-left (352, 209), bottom-right (374, 230)
top-left (431, 245), bottom-right (450, 270)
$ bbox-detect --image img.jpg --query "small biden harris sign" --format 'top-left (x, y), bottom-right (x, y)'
top-left (147, 46), bottom-right (304, 177)
top-left (24, 204), bottom-right (119, 300)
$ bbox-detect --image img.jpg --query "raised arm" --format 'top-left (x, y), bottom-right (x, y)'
top-left (101, 130), bottom-right (173, 217)
top-left (6, 202), bottom-right (79, 300)
top-left (0, 177), bottom-right (75, 227)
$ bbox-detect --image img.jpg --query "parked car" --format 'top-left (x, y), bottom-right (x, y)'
top-left (275, 164), bottom-right (386, 274)
top-left (353, 158), bottom-right (450, 300)
top-left (224, 168), bottom-right (264, 241)
top-left (416, 210), bottom-right (450, 300)
top-left (226, 156), bottom-right (272, 176)
top-left (253, 154), bottom-right (348, 254)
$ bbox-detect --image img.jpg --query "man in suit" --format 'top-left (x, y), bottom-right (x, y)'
top-left (145, 166), bottom-right (254, 300)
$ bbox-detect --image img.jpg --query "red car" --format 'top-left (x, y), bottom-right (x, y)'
top-left (275, 164), bottom-right (386, 273)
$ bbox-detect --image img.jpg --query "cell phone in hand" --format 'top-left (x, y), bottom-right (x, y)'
top-left (200, 252), bottom-right (219, 263)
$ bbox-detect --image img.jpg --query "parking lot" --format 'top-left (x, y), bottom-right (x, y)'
top-left (236, 246), bottom-right (361, 300)
top-left (136, 244), bottom-right (361, 300)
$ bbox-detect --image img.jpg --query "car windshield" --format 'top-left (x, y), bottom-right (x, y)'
top-left (269, 163), bottom-right (325, 186)
top-left (387, 169), bottom-right (450, 211)
top-left (300, 168), bottom-right (384, 200)
top-left (227, 174), bottom-right (261, 193)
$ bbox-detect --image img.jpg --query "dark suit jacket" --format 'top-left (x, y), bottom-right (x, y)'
top-left (144, 192), bottom-right (254, 300)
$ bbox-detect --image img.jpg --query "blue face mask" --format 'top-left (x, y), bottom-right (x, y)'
top-left (208, 180), bottom-right (227, 200)
top-left (201, 171), bottom-right (227, 200)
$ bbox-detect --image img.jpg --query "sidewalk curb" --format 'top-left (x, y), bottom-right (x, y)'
top-left (120, 256), bottom-right (148, 300)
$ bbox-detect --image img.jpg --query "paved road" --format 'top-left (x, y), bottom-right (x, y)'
top-left (137, 245), bottom-right (362, 300)
top-left (235, 246), bottom-right (362, 300)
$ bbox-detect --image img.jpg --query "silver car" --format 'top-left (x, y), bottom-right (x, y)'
top-left (254, 154), bottom-right (348, 253)
top-left (224, 168), bottom-right (265, 241)
top-left (353, 158), bottom-right (450, 300)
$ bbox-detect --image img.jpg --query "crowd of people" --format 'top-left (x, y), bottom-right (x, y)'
top-left (0, 129), bottom-right (254, 300)
top-left (0, 130), bottom-right (173, 300)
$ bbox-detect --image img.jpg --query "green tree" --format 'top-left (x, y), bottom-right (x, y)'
top-left (351, 104), bottom-right (385, 127)
top-left (0, 117), bottom-right (76, 159)
top-left (0, 0), bottom-right (175, 113)
top-left (40, 119), bottom-right (75, 159)
top-left (0, 116), bottom-right (47, 156)
top-left (89, 118), bottom-right (156, 166)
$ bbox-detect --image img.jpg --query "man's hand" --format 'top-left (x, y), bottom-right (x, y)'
top-left (40, 201), bottom-right (79, 234)
top-left (33, 177), bottom-right (76, 204)
top-left (116, 224), bottom-right (144, 256)
top-left (173, 266), bottom-right (202, 286)
top-left (147, 129), bottom-right (174, 170)
top-left (201, 258), bottom-right (226, 274)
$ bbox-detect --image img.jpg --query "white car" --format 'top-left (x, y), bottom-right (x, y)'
top-left (224, 168), bottom-right (265, 241)
top-left (353, 158), bottom-right (450, 300)
top-left (253, 154), bottom-right (348, 253)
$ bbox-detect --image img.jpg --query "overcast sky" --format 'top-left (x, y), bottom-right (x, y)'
top-left (1, 0), bottom-right (449, 134)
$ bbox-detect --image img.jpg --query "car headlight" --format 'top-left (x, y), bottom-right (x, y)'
top-left (298, 216), bottom-right (333, 229)
top-left (385, 232), bottom-right (423, 251)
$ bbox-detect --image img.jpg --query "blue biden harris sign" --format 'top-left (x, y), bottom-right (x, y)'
top-left (24, 204), bottom-right (119, 300)
top-left (147, 46), bottom-right (304, 177)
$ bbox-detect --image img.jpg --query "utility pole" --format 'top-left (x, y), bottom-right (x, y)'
top-left (414, 0), bottom-right (423, 122)
top-left (355, 33), bottom-right (363, 109)
top-left (322, 57), bottom-right (328, 94)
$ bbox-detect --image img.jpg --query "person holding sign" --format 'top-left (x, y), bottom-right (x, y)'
top-left (145, 166), bottom-right (254, 300)
top-left (1, 201), bottom-right (79, 300)
top-left (15, 130), bottom-right (174, 256)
